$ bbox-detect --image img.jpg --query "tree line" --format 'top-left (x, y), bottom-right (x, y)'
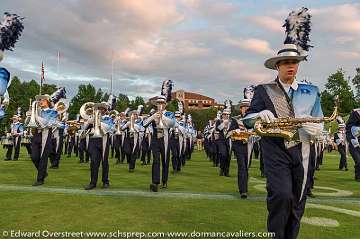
top-left (1, 67), bottom-right (359, 133)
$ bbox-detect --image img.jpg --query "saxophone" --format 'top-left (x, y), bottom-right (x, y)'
top-left (254, 100), bottom-right (338, 141)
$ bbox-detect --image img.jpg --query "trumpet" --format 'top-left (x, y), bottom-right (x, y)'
top-left (254, 100), bottom-right (338, 141)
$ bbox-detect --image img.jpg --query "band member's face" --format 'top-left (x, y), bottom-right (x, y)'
top-left (120, 114), bottom-right (125, 120)
top-left (240, 106), bottom-right (248, 115)
top-left (222, 114), bottom-right (229, 120)
top-left (100, 108), bottom-right (107, 115)
top-left (157, 102), bottom-right (166, 111)
top-left (244, 90), bottom-right (254, 100)
top-left (277, 59), bottom-right (299, 82)
top-left (39, 99), bottom-right (49, 108)
top-left (176, 116), bottom-right (181, 121)
top-left (132, 113), bottom-right (138, 119)
top-left (13, 118), bottom-right (19, 123)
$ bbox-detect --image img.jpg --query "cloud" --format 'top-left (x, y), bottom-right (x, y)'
top-left (248, 16), bottom-right (283, 33)
top-left (224, 37), bottom-right (274, 55)
top-left (1, 0), bottom-right (359, 103)
top-left (311, 4), bottom-right (360, 36)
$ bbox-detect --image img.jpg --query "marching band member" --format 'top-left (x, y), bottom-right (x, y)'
top-left (335, 118), bottom-right (348, 171)
top-left (84, 102), bottom-right (115, 190)
top-left (215, 102), bottom-right (232, 177)
top-left (143, 80), bottom-right (176, 192)
top-left (119, 110), bottom-right (129, 164)
top-left (78, 117), bottom-right (90, 163)
top-left (110, 110), bottom-right (121, 164)
top-left (29, 94), bottom-right (58, 186)
top-left (5, 112), bottom-right (23, 161)
top-left (170, 111), bottom-right (182, 173)
top-left (49, 88), bottom-right (67, 169)
top-left (204, 119), bottom-right (217, 166)
top-left (141, 113), bottom-right (153, 166)
top-left (185, 115), bottom-right (196, 160)
top-left (243, 8), bottom-right (323, 238)
top-left (170, 101), bottom-right (185, 173)
top-left (346, 109), bottom-right (360, 181)
top-left (121, 109), bottom-right (144, 172)
top-left (228, 99), bottom-right (252, 198)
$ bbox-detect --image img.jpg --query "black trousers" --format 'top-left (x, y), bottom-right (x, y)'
top-left (23, 143), bottom-right (32, 155)
top-left (263, 138), bottom-right (306, 239)
top-left (170, 138), bottom-right (181, 171)
top-left (232, 141), bottom-right (248, 194)
top-left (113, 135), bottom-right (121, 161)
top-left (315, 145), bottom-right (324, 169)
top-left (49, 134), bottom-right (64, 167)
top-left (6, 136), bottom-right (21, 160)
top-left (217, 139), bottom-right (230, 174)
top-left (88, 136), bottom-right (110, 185)
top-left (78, 137), bottom-right (89, 162)
top-left (128, 137), bottom-right (138, 170)
top-left (141, 138), bottom-right (151, 163)
top-left (151, 137), bottom-right (170, 185)
top-left (31, 130), bottom-right (52, 182)
top-left (338, 144), bottom-right (347, 169)
top-left (347, 143), bottom-right (360, 180)
top-left (307, 144), bottom-right (316, 191)
top-left (67, 135), bottom-right (75, 157)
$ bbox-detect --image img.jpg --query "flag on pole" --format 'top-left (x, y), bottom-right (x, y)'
top-left (41, 62), bottom-right (45, 83)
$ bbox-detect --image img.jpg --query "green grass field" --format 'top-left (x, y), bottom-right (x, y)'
top-left (0, 147), bottom-right (359, 239)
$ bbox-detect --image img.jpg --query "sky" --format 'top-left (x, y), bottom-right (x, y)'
top-left (1, 0), bottom-right (360, 103)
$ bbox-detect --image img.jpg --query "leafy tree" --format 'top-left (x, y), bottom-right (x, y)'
top-left (116, 93), bottom-right (130, 112)
top-left (352, 67), bottom-right (360, 105)
top-left (321, 69), bottom-right (355, 116)
top-left (68, 84), bottom-right (103, 119)
top-left (187, 107), bottom-right (218, 130)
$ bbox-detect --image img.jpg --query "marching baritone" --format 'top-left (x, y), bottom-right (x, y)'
top-left (29, 94), bottom-right (58, 186)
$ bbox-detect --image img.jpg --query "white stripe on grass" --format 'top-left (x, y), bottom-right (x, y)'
top-left (0, 184), bottom-right (359, 205)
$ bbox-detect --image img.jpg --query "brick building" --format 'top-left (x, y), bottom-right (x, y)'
top-left (148, 90), bottom-right (223, 110)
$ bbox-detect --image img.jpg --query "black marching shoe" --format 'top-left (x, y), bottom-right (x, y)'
top-left (4, 158), bottom-right (11, 161)
top-left (240, 193), bottom-right (248, 199)
top-left (219, 170), bottom-right (224, 176)
top-left (161, 183), bottom-right (168, 189)
top-left (356, 178), bottom-right (360, 182)
top-left (150, 183), bottom-right (158, 192)
top-left (84, 184), bottom-right (96, 190)
top-left (13, 158), bottom-right (18, 161)
top-left (102, 183), bottom-right (110, 189)
top-left (32, 181), bottom-right (44, 186)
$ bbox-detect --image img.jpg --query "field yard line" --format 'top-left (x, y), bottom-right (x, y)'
top-left (0, 184), bottom-right (359, 204)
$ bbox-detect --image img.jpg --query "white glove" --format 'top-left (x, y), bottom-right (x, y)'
top-left (259, 110), bottom-right (275, 123)
top-left (351, 138), bottom-right (360, 148)
top-left (301, 122), bottom-right (322, 137)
